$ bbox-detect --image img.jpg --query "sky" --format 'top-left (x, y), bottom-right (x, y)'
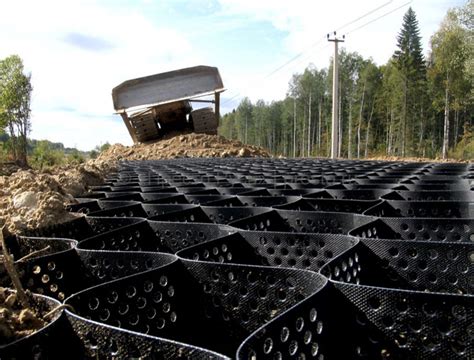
top-left (0, 0), bottom-right (465, 150)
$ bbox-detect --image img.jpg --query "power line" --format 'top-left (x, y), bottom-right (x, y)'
top-left (284, 1), bottom-right (413, 81)
top-left (345, 0), bottom-right (413, 35)
top-left (224, 42), bottom-right (331, 106)
top-left (264, 0), bottom-right (395, 79)
top-left (222, 1), bottom-right (413, 106)
top-left (335, 0), bottom-right (394, 31)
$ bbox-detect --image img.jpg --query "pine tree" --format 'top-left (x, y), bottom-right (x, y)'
top-left (394, 7), bottom-right (426, 81)
top-left (393, 7), bottom-right (427, 156)
top-left (218, 2), bottom-right (472, 160)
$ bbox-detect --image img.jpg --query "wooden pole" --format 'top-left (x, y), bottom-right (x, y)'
top-left (328, 32), bottom-right (345, 159)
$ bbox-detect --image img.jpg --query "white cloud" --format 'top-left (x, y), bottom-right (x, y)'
top-left (31, 111), bottom-right (133, 151)
top-left (217, 0), bottom-right (464, 104)
top-left (0, 0), bottom-right (205, 150)
top-left (0, 0), bottom-right (461, 149)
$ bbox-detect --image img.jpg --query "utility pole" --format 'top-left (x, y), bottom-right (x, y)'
top-left (308, 91), bottom-right (312, 157)
top-left (293, 97), bottom-right (296, 158)
top-left (327, 31), bottom-right (344, 159)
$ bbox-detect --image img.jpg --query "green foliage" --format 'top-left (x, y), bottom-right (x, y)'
top-left (0, 55), bottom-right (32, 165)
top-left (67, 149), bottom-right (85, 164)
top-left (89, 149), bottom-right (99, 159)
top-left (390, 7), bottom-right (429, 156)
top-left (99, 142), bottom-right (111, 152)
top-left (219, 5), bottom-right (473, 161)
top-left (429, 4), bottom-right (473, 158)
top-left (28, 138), bottom-right (65, 154)
top-left (458, 0), bottom-right (474, 99)
top-left (0, 142), bottom-right (9, 162)
top-left (394, 7), bottom-right (426, 80)
top-left (0, 130), bottom-right (104, 168)
top-left (30, 140), bottom-right (65, 169)
top-left (450, 123), bottom-right (474, 159)
top-left (430, 9), bottom-right (470, 101)
top-left (83, 142), bottom-right (111, 160)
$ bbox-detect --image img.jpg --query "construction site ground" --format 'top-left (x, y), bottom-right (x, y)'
top-left (0, 133), bottom-right (269, 235)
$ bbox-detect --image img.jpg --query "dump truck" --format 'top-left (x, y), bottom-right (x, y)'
top-left (112, 65), bottom-right (225, 143)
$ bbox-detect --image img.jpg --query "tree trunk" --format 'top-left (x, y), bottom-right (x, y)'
top-left (348, 97), bottom-right (353, 159)
top-left (401, 79), bottom-right (407, 157)
top-left (310, 112), bottom-right (317, 156)
top-left (357, 124), bottom-right (361, 158)
top-left (293, 98), bottom-right (296, 158)
top-left (308, 91), bottom-right (312, 157)
top-left (338, 84), bottom-right (342, 157)
top-left (318, 101), bottom-right (322, 152)
top-left (326, 111), bottom-right (331, 156)
top-left (8, 119), bottom-right (17, 161)
top-left (419, 105), bottom-right (424, 156)
top-left (268, 125), bottom-right (272, 153)
top-left (16, 122), bottom-right (27, 166)
top-left (357, 82), bottom-right (366, 159)
top-left (388, 107), bottom-right (394, 156)
top-left (385, 112), bottom-right (388, 154)
top-left (245, 116), bottom-right (248, 144)
top-left (257, 115), bottom-right (261, 147)
top-left (21, 119), bottom-right (27, 165)
top-left (454, 105), bottom-right (459, 146)
top-left (442, 73), bottom-right (450, 159)
top-left (364, 101), bottom-right (375, 158)
top-left (302, 107), bottom-right (306, 157)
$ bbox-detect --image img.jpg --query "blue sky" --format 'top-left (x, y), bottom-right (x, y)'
top-left (0, 0), bottom-right (465, 150)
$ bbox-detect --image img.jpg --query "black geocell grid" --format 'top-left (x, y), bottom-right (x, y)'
top-left (1, 158), bottom-right (473, 360)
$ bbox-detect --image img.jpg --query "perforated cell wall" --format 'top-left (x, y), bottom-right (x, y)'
top-left (1, 158), bottom-right (473, 359)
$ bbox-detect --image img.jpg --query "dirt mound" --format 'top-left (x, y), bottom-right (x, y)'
top-left (0, 170), bottom-right (79, 234)
top-left (0, 160), bottom-right (116, 234)
top-left (0, 287), bottom-right (48, 344)
top-left (0, 133), bottom-right (270, 234)
top-left (0, 163), bottom-right (24, 177)
top-left (97, 133), bottom-right (270, 162)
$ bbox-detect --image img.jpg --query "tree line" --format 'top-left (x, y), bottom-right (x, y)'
top-left (219, 4), bottom-right (473, 159)
top-left (0, 132), bottom-right (111, 169)
top-left (0, 132), bottom-right (96, 169)
top-left (0, 54), bottom-right (111, 168)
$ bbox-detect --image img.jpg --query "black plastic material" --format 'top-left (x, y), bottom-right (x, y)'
top-left (2, 158), bottom-right (472, 359)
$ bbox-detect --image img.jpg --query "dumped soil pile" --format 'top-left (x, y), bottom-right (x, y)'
top-left (0, 133), bottom-right (269, 234)
top-left (97, 133), bottom-right (270, 162)
top-left (0, 170), bottom-right (80, 234)
top-left (0, 163), bottom-right (23, 177)
top-left (0, 287), bottom-right (46, 344)
top-left (0, 160), bottom-right (115, 234)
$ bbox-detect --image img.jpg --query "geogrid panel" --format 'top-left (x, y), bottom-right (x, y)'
top-left (1, 158), bottom-right (473, 359)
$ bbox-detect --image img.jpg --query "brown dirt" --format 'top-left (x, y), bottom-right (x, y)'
top-left (0, 133), bottom-right (270, 234)
top-left (0, 170), bottom-right (83, 234)
top-left (0, 287), bottom-right (46, 344)
top-left (96, 133), bottom-right (270, 162)
top-left (0, 163), bottom-right (23, 177)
